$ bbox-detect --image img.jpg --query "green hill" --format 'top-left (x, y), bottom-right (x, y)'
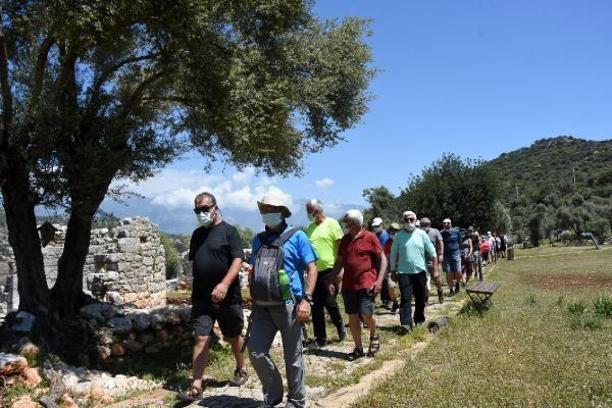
top-left (487, 136), bottom-right (612, 202)
top-left (485, 136), bottom-right (612, 243)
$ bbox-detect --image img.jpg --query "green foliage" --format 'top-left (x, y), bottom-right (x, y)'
top-left (160, 233), bottom-right (182, 279)
top-left (593, 294), bottom-right (612, 318)
top-left (398, 154), bottom-right (500, 229)
top-left (362, 186), bottom-right (400, 226)
top-left (486, 136), bottom-right (612, 242)
top-left (235, 225), bottom-right (255, 249)
top-left (567, 301), bottom-right (587, 315)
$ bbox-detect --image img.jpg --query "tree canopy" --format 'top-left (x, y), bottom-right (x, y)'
top-left (0, 0), bottom-right (374, 331)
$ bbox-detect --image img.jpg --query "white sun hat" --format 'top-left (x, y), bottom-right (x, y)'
top-left (371, 217), bottom-right (383, 227)
top-left (257, 190), bottom-right (292, 217)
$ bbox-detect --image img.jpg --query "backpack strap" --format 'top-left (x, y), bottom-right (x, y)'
top-left (273, 227), bottom-right (299, 246)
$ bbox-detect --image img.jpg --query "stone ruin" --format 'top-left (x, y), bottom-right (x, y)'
top-left (0, 217), bottom-right (166, 320)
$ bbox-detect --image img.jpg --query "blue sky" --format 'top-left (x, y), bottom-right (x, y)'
top-left (102, 0), bottom-right (612, 233)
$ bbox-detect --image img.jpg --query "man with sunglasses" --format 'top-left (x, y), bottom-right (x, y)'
top-left (389, 211), bottom-right (437, 334)
top-left (179, 192), bottom-right (247, 402)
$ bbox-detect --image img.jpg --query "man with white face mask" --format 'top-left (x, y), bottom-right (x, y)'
top-left (180, 192), bottom-right (247, 402)
top-left (389, 211), bottom-right (437, 334)
top-left (248, 191), bottom-right (317, 408)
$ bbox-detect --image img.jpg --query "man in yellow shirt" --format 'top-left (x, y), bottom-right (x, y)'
top-left (306, 199), bottom-right (346, 347)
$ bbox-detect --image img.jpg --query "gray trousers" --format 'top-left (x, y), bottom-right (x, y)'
top-left (248, 303), bottom-right (305, 407)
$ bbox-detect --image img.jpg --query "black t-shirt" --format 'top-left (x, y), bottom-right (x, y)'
top-left (189, 221), bottom-right (244, 305)
top-left (470, 233), bottom-right (480, 251)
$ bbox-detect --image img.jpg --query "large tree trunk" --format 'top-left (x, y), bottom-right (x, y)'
top-left (50, 202), bottom-right (97, 317)
top-left (0, 148), bottom-right (49, 315)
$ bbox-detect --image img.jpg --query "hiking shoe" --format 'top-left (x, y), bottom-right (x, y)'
top-left (438, 289), bottom-right (444, 304)
top-left (391, 300), bottom-right (400, 313)
top-left (398, 324), bottom-right (412, 335)
top-left (229, 367), bottom-right (248, 386)
top-left (454, 283), bottom-right (461, 293)
top-left (337, 328), bottom-right (347, 342)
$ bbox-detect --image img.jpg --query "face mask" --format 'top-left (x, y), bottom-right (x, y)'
top-left (307, 213), bottom-right (315, 222)
top-left (405, 222), bottom-right (416, 232)
top-left (196, 210), bottom-right (214, 228)
top-left (262, 212), bottom-right (283, 228)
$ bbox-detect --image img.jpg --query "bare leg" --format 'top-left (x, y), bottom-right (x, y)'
top-left (227, 336), bottom-right (245, 370)
top-left (348, 314), bottom-right (363, 351)
top-left (192, 335), bottom-right (211, 389)
top-left (361, 313), bottom-right (377, 338)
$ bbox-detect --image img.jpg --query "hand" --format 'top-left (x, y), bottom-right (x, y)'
top-left (297, 299), bottom-right (311, 322)
top-left (372, 280), bottom-right (383, 296)
top-left (328, 283), bottom-right (336, 296)
top-left (438, 255), bottom-right (443, 263)
top-left (211, 282), bottom-right (228, 303)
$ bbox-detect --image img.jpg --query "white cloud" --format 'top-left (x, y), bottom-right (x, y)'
top-left (116, 167), bottom-right (293, 213)
top-left (315, 178), bottom-right (335, 189)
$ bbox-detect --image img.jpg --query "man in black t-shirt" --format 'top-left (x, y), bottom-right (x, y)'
top-left (179, 192), bottom-right (247, 402)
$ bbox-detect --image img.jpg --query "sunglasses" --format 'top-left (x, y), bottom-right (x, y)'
top-left (194, 205), bottom-right (215, 215)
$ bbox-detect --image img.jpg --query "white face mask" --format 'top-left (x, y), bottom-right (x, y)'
top-left (307, 213), bottom-right (315, 222)
top-left (197, 210), bottom-right (215, 228)
top-left (405, 222), bottom-right (416, 232)
top-left (262, 212), bottom-right (283, 228)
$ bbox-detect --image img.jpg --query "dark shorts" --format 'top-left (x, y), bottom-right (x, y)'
top-left (191, 300), bottom-right (244, 338)
top-left (342, 289), bottom-right (374, 315)
top-left (442, 255), bottom-right (462, 273)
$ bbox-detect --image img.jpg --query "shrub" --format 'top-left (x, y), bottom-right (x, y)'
top-left (593, 294), bottom-right (612, 318)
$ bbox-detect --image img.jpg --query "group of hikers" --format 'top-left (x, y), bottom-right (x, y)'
top-left (179, 190), bottom-right (510, 407)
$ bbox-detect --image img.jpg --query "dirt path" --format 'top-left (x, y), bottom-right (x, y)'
top-left (107, 274), bottom-right (484, 408)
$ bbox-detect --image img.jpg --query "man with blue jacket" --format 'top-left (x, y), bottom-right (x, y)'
top-left (248, 191), bottom-right (318, 408)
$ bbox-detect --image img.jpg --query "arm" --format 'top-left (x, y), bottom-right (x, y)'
top-left (425, 235), bottom-right (439, 273)
top-left (437, 236), bottom-right (444, 262)
top-left (373, 252), bottom-right (387, 295)
top-left (389, 237), bottom-right (398, 272)
top-left (211, 257), bottom-right (242, 303)
top-left (297, 261), bottom-right (317, 322)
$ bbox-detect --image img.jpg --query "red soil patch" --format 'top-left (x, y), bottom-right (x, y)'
top-left (536, 274), bottom-right (612, 290)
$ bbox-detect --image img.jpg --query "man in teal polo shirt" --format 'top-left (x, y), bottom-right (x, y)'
top-left (390, 210), bottom-right (438, 334)
top-left (248, 191), bottom-right (317, 408)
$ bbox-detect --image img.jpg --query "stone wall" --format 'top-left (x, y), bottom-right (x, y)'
top-left (0, 217), bottom-right (166, 319)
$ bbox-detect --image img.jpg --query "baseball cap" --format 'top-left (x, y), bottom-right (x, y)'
top-left (371, 217), bottom-right (383, 227)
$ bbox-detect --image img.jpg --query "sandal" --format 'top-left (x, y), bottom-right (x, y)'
top-left (178, 384), bottom-right (202, 402)
top-left (347, 347), bottom-right (365, 361)
top-left (368, 335), bottom-right (380, 356)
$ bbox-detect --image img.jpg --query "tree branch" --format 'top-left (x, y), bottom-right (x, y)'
top-left (31, 35), bottom-right (55, 102)
top-left (0, 6), bottom-right (14, 148)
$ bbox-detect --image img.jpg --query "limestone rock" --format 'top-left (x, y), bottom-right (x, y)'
top-left (117, 237), bottom-right (139, 253)
top-left (131, 313), bottom-right (151, 331)
top-left (11, 311), bottom-right (36, 332)
top-left (166, 310), bottom-right (182, 325)
top-left (150, 312), bottom-right (164, 330)
top-left (60, 393), bottom-right (78, 408)
top-left (111, 343), bottom-right (126, 356)
top-left (0, 352), bottom-right (28, 376)
top-left (96, 328), bottom-right (114, 345)
top-left (11, 395), bottom-right (42, 408)
top-left (108, 316), bottom-right (132, 334)
top-left (96, 345), bottom-right (111, 361)
top-left (22, 367), bottom-right (43, 388)
top-left (122, 339), bottom-right (144, 354)
top-left (80, 303), bottom-right (114, 321)
top-left (106, 291), bottom-right (124, 305)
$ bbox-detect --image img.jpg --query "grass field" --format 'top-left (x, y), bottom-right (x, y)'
top-left (354, 248), bottom-right (612, 407)
top-left (352, 246), bottom-right (612, 408)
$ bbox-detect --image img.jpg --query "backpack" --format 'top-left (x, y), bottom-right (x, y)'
top-left (250, 227), bottom-right (299, 305)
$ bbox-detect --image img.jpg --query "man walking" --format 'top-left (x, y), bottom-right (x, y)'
top-left (248, 191), bottom-right (317, 408)
top-left (179, 192), bottom-right (247, 402)
top-left (334, 209), bottom-right (387, 361)
top-left (371, 217), bottom-right (391, 308)
top-left (420, 217), bottom-right (445, 304)
top-left (390, 211), bottom-right (438, 334)
top-left (305, 199), bottom-right (346, 347)
top-left (441, 218), bottom-right (463, 295)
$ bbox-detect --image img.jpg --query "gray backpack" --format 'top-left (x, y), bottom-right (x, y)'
top-left (250, 227), bottom-right (298, 305)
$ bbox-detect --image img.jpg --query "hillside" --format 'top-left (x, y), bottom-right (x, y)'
top-left (485, 136), bottom-right (612, 243)
top-left (486, 136), bottom-right (612, 203)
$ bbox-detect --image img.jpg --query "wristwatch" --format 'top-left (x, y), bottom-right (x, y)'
top-left (303, 293), bottom-right (314, 306)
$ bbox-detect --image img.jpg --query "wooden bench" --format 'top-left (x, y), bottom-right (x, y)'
top-left (466, 281), bottom-right (501, 309)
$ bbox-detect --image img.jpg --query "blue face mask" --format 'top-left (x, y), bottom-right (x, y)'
top-left (262, 212), bottom-right (283, 228)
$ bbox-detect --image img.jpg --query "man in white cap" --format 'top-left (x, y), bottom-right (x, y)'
top-left (441, 218), bottom-right (463, 295)
top-left (334, 209), bottom-right (387, 360)
top-left (389, 211), bottom-right (437, 333)
top-left (248, 191), bottom-right (318, 408)
top-left (371, 217), bottom-right (391, 309)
